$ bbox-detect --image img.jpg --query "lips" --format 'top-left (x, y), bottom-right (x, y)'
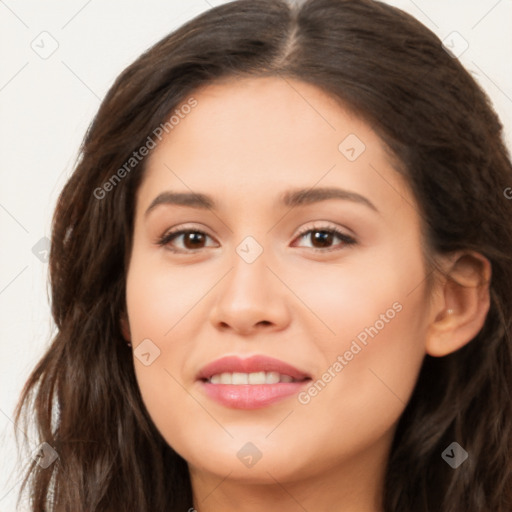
top-left (196, 355), bottom-right (312, 409)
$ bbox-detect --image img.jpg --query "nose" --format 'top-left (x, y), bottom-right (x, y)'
top-left (208, 247), bottom-right (291, 336)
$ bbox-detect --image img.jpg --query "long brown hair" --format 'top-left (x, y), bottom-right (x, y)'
top-left (14, 0), bottom-right (512, 510)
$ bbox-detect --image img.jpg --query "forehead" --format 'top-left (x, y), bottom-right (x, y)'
top-left (156, 76), bottom-right (369, 161)
top-left (137, 76), bottom-right (414, 219)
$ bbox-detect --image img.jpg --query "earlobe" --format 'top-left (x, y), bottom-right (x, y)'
top-left (120, 312), bottom-right (131, 342)
top-left (425, 251), bottom-right (491, 357)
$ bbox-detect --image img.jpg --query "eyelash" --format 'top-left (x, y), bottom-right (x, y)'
top-left (294, 224), bottom-right (357, 251)
top-left (157, 223), bottom-right (356, 254)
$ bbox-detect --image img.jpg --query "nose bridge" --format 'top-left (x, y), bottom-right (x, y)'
top-left (209, 232), bottom-right (290, 333)
top-left (224, 234), bottom-right (273, 304)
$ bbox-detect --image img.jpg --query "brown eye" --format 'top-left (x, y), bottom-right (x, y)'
top-left (157, 229), bottom-right (218, 252)
top-left (181, 232), bottom-right (207, 249)
top-left (294, 227), bottom-right (356, 251)
top-left (310, 230), bottom-right (335, 248)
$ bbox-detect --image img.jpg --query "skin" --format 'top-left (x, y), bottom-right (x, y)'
top-left (122, 76), bottom-right (491, 512)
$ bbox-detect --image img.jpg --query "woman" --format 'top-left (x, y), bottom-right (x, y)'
top-left (14, 0), bottom-right (512, 510)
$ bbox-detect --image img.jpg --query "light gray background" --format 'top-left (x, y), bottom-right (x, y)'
top-left (1, 1), bottom-right (511, 510)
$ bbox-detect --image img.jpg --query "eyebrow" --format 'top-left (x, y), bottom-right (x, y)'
top-left (281, 187), bottom-right (378, 212)
top-left (144, 186), bottom-right (378, 217)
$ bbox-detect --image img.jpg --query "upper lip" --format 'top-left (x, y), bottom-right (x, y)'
top-left (197, 355), bottom-right (312, 381)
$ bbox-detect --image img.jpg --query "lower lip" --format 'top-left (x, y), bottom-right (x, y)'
top-left (199, 381), bottom-right (310, 409)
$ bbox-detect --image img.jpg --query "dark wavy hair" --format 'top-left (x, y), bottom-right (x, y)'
top-left (14, 0), bottom-right (512, 510)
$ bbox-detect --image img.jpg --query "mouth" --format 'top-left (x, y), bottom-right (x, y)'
top-left (204, 371), bottom-right (306, 385)
top-left (196, 355), bottom-right (312, 409)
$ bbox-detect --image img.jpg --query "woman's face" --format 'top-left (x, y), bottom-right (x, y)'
top-left (125, 76), bottom-right (433, 486)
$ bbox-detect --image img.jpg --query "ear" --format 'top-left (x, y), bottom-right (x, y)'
top-left (120, 311), bottom-right (131, 342)
top-left (425, 251), bottom-right (491, 357)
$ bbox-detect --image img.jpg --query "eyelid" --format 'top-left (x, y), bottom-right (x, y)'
top-left (291, 221), bottom-right (357, 251)
top-left (294, 220), bottom-right (353, 238)
top-left (157, 221), bottom-right (357, 253)
top-left (156, 223), bottom-right (218, 249)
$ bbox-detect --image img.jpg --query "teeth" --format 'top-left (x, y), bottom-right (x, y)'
top-left (232, 372), bottom-right (248, 385)
top-left (220, 372), bottom-right (232, 384)
top-left (248, 371), bottom-right (266, 384)
top-left (266, 371), bottom-right (280, 384)
top-left (208, 371), bottom-right (297, 384)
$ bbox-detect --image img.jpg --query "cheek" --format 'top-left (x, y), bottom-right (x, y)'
top-left (125, 247), bottom-right (216, 343)
top-left (290, 247), bottom-right (428, 450)
top-left (294, 299), bottom-right (426, 460)
top-left (125, 250), bottom-right (225, 450)
top-left (288, 238), bottom-right (426, 350)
